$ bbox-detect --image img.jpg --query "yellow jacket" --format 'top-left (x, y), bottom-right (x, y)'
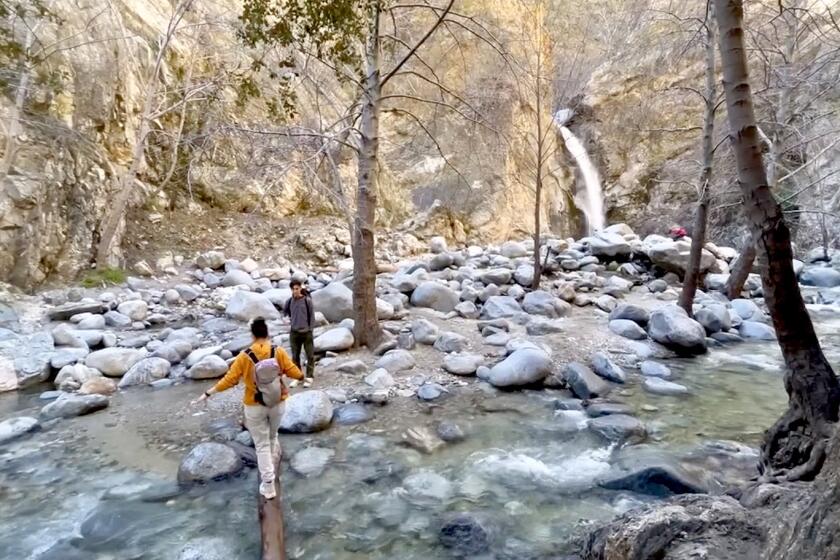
top-left (212, 340), bottom-right (303, 405)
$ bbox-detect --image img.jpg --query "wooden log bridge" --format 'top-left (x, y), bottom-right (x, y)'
top-left (259, 457), bottom-right (286, 560)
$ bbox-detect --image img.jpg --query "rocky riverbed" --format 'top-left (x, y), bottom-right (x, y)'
top-left (2, 225), bottom-right (840, 559)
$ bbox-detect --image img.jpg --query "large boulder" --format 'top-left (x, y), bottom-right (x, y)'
top-left (225, 291), bottom-right (280, 321)
top-left (480, 296), bottom-right (522, 320)
top-left (116, 300), bottom-right (148, 321)
top-left (40, 393), bottom-right (109, 419)
top-left (587, 232), bottom-right (632, 258)
top-left (513, 265), bottom-right (535, 287)
top-left (197, 251), bottom-right (226, 269)
top-left (411, 319), bottom-right (440, 345)
top-left (434, 331), bottom-right (469, 353)
top-left (85, 348), bottom-right (147, 377)
top-left (648, 306), bottom-right (707, 355)
top-left (483, 347), bottom-right (551, 387)
top-left (262, 288), bottom-right (292, 308)
top-left (648, 239), bottom-right (716, 275)
top-left (280, 391), bottom-right (334, 433)
top-left (177, 442), bottom-right (242, 484)
top-left (731, 299), bottom-right (760, 321)
top-left (501, 241), bottom-right (528, 258)
top-left (410, 282), bottom-right (460, 312)
top-left (563, 362), bottom-right (612, 399)
top-left (311, 282), bottom-right (354, 322)
top-left (522, 291), bottom-right (570, 318)
top-left (186, 355), bottom-right (229, 379)
top-left (375, 349), bottom-right (416, 372)
top-left (314, 327), bottom-right (355, 352)
top-left (443, 353), bottom-right (484, 375)
top-left (119, 357), bottom-right (171, 388)
top-left (800, 266), bottom-right (840, 288)
top-left (739, 321), bottom-right (776, 341)
top-left (221, 269), bottom-right (255, 288)
top-left (479, 268), bottom-right (512, 285)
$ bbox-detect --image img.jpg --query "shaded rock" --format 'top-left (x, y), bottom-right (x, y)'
top-left (595, 294), bottom-right (619, 313)
top-left (410, 282), bottom-right (460, 312)
top-left (648, 306), bottom-right (707, 355)
top-left (197, 251), bottom-right (226, 269)
top-left (439, 513), bottom-right (491, 556)
top-left (587, 231), bottom-right (632, 258)
top-left (402, 426), bottom-right (445, 454)
top-left (643, 377), bottom-right (690, 396)
top-left (430, 236), bottom-right (448, 253)
top-left (648, 239), bottom-right (716, 275)
top-left (480, 268), bottom-right (512, 285)
top-left (119, 357), bottom-right (171, 388)
top-left (225, 291), bottom-right (280, 321)
top-left (85, 348), bottom-right (147, 377)
top-left (311, 282), bottom-right (354, 322)
top-left (526, 317), bottom-right (565, 335)
top-left (437, 420), bottom-right (466, 442)
top-left (177, 442), bottom-right (242, 484)
top-left (600, 464), bottom-right (705, 496)
top-left (485, 347), bottom-right (551, 387)
top-left (694, 308), bottom-right (724, 334)
top-left (586, 402), bottom-right (634, 418)
top-left (117, 300), bottom-right (148, 321)
top-left (280, 390), bottom-right (334, 433)
top-left (40, 393), bottom-right (109, 419)
top-left (513, 264), bottom-right (535, 286)
top-left (592, 352), bottom-right (626, 383)
top-left (711, 331), bottom-right (744, 344)
top-left (564, 362), bottom-right (612, 400)
top-left (730, 299), bottom-right (760, 321)
top-left (588, 414), bottom-right (646, 442)
top-left (417, 383), bottom-right (447, 401)
top-left (48, 302), bottom-right (107, 321)
top-left (609, 304), bottom-right (650, 326)
top-left (104, 310), bottom-right (131, 328)
top-left (800, 266), bottom-right (840, 288)
top-left (50, 347), bottom-right (91, 369)
top-left (609, 319), bottom-right (647, 340)
top-left (522, 290), bottom-right (570, 317)
top-left (455, 300), bottom-right (479, 319)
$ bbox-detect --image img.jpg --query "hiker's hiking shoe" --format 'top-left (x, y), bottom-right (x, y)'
top-left (289, 380), bottom-right (299, 388)
top-left (303, 378), bottom-right (313, 388)
top-left (260, 481), bottom-right (276, 500)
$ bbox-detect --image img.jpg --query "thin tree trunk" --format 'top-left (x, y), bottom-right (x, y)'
top-left (352, 2), bottom-right (384, 349)
top-left (725, 238), bottom-right (756, 299)
top-left (715, 0), bottom-right (840, 481)
top-left (679, 9), bottom-right (716, 313)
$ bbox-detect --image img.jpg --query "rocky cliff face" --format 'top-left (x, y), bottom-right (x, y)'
top-left (1, 0), bottom-right (837, 290)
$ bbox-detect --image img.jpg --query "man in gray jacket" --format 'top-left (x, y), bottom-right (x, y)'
top-left (284, 279), bottom-right (316, 387)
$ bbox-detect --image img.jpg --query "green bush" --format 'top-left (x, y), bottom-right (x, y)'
top-left (81, 267), bottom-right (127, 288)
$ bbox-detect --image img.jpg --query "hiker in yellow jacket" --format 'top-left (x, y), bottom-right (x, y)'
top-left (193, 317), bottom-right (303, 499)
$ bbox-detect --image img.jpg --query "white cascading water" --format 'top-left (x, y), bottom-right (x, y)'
top-left (554, 110), bottom-right (605, 233)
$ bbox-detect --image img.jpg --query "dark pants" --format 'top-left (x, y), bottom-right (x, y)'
top-left (290, 330), bottom-right (315, 378)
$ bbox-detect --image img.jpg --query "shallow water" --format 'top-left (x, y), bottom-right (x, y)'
top-left (3, 309), bottom-right (837, 559)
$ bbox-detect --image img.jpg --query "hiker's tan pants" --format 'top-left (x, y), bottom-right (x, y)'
top-left (244, 403), bottom-right (281, 484)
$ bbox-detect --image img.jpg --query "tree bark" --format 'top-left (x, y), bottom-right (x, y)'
top-left (714, 0), bottom-right (840, 480)
top-left (679, 10), bottom-right (716, 314)
top-left (352, 2), bottom-right (384, 349)
top-left (725, 236), bottom-right (756, 299)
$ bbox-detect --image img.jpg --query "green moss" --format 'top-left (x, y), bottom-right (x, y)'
top-left (81, 267), bottom-right (126, 288)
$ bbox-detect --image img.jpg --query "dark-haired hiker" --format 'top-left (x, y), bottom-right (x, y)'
top-left (192, 318), bottom-right (303, 499)
top-left (284, 280), bottom-right (316, 388)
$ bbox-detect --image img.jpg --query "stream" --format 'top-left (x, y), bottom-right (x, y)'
top-left (3, 308), bottom-right (840, 559)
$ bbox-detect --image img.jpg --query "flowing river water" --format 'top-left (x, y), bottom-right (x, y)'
top-left (2, 307), bottom-right (840, 559)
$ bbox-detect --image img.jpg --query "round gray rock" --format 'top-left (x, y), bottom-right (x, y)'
top-left (280, 391), bottom-right (334, 433)
top-left (485, 348), bottom-right (551, 387)
top-left (177, 442), bottom-right (243, 484)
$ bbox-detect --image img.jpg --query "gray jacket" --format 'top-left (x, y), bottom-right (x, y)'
top-left (284, 294), bottom-right (315, 332)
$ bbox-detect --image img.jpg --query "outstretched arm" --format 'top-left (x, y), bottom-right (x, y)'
top-left (192, 354), bottom-right (244, 404)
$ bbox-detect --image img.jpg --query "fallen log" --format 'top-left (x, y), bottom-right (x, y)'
top-left (258, 456), bottom-right (285, 560)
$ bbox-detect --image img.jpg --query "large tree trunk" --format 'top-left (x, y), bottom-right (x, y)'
top-left (352, 3), bottom-right (384, 349)
top-left (679, 11), bottom-right (716, 314)
top-left (715, 0), bottom-right (840, 480)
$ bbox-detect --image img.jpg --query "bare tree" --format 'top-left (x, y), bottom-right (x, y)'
top-left (714, 0), bottom-right (840, 481)
top-left (95, 0), bottom-right (195, 268)
top-left (679, 2), bottom-right (717, 313)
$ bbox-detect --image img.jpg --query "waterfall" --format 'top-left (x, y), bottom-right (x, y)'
top-left (554, 111), bottom-right (605, 233)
